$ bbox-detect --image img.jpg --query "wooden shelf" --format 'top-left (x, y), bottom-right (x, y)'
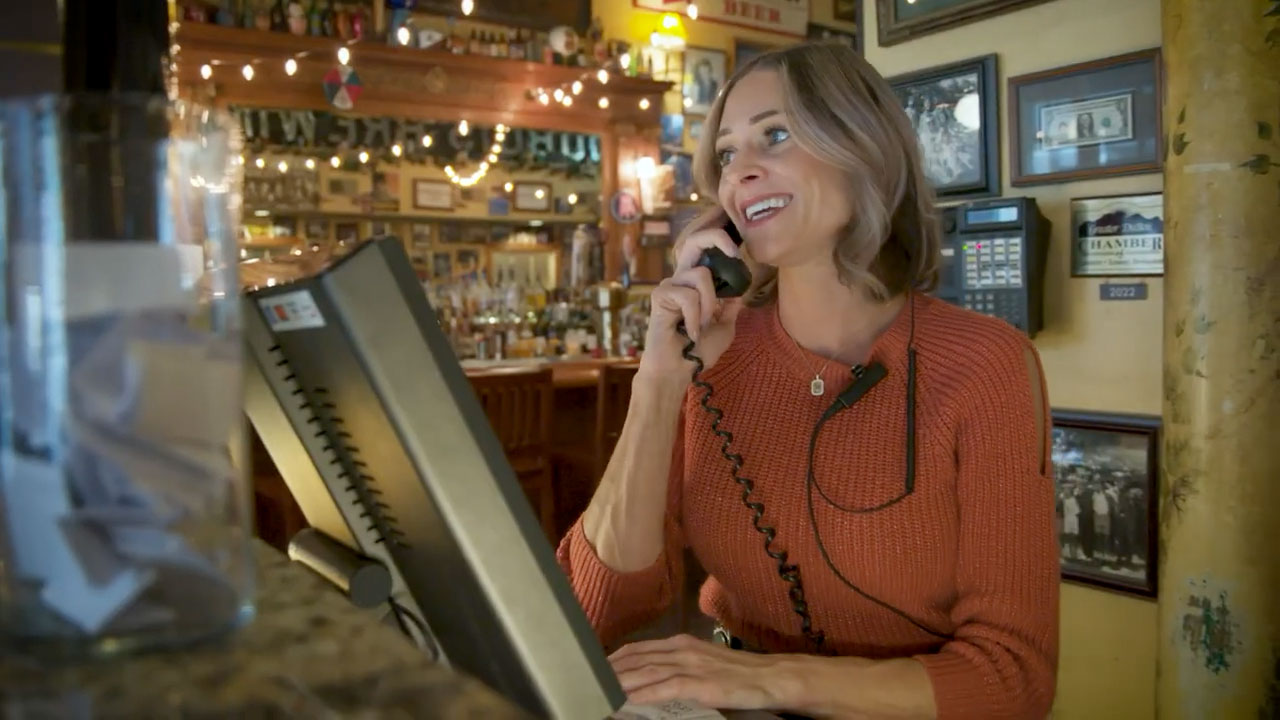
top-left (173, 23), bottom-right (672, 135)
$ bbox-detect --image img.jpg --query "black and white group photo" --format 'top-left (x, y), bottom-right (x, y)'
top-left (1050, 413), bottom-right (1159, 596)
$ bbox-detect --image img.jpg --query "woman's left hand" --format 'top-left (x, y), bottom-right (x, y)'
top-left (608, 634), bottom-right (798, 710)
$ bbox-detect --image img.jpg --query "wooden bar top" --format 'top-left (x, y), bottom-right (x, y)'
top-left (463, 355), bottom-right (641, 389)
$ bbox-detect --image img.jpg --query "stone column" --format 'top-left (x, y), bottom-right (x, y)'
top-left (1158, 2), bottom-right (1280, 719)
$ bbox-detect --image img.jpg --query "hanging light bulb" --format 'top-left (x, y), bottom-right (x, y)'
top-left (255, 157), bottom-right (266, 169)
top-left (200, 64), bottom-right (212, 80)
top-left (358, 150), bottom-right (369, 164)
top-left (422, 134), bottom-right (434, 148)
top-left (396, 26), bottom-right (411, 45)
top-left (553, 88), bottom-right (565, 102)
top-left (538, 92), bottom-right (550, 105)
top-left (567, 192), bottom-right (579, 204)
top-left (688, 3), bottom-right (699, 19)
top-left (237, 154), bottom-right (246, 166)
top-left (683, 96), bottom-right (693, 109)
top-left (620, 52), bottom-right (631, 69)
top-left (504, 181), bottom-right (514, 192)
top-left (496, 123), bottom-right (507, 133)
top-left (242, 64), bottom-right (255, 81)
top-left (391, 143), bottom-right (403, 157)
top-left (277, 160), bottom-right (288, 173)
top-left (562, 95), bottom-right (573, 107)
top-left (488, 153), bottom-right (498, 163)
top-left (571, 80), bottom-right (583, 95)
top-left (305, 158), bottom-right (316, 170)
top-left (690, 192), bottom-right (699, 201)
top-left (639, 98), bottom-right (651, 110)
top-left (491, 142), bottom-right (502, 153)
top-left (461, 0), bottom-right (475, 15)
top-left (458, 119), bottom-right (469, 136)
top-left (597, 69), bottom-right (609, 84)
top-left (598, 97), bottom-right (610, 109)
top-left (338, 47), bottom-right (351, 65)
top-left (285, 58), bottom-right (297, 76)
top-left (330, 155), bottom-right (341, 168)
top-left (534, 188), bottom-right (546, 200)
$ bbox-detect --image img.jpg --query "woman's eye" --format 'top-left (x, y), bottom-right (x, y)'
top-left (716, 148), bottom-right (735, 167)
top-left (766, 127), bottom-right (790, 145)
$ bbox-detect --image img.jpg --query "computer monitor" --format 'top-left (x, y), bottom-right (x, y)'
top-left (242, 237), bottom-right (625, 720)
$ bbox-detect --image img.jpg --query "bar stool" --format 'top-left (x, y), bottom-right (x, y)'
top-left (466, 366), bottom-right (557, 544)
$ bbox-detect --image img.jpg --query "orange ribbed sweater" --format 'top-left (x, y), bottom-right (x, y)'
top-left (557, 294), bottom-right (1059, 720)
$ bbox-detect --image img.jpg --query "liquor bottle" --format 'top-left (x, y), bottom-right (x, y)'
top-left (350, 2), bottom-right (367, 39)
top-left (305, 0), bottom-right (323, 35)
top-left (334, 1), bottom-right (353, 39)
top-left (321, 0), bottom-right (336, 36)
top-left (270, 0), bottom-right (288, 31)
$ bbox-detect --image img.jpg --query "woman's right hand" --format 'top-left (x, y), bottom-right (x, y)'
top-left (638, 225), bottom-right (747, 389)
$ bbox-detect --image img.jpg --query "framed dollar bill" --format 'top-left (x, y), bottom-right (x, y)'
top-left (1071, 193), bottom-right (1164, 277)
top-left (1009, 49), bottom-right (1162, 185)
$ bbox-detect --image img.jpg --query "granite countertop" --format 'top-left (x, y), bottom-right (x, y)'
top-left (0, 541), bottom-right (531, 719)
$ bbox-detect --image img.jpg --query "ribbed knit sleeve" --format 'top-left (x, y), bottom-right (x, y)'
top-left (915, 333), bottom-right (1060, 720)
top-left (555, 409), bottom-right (688, 651)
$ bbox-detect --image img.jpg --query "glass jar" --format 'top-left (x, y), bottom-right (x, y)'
top-left (0, 93), bottom-right (253, 657)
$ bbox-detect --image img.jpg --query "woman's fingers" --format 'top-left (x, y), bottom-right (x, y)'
top-left (675, 226), bottom-right (743, 273)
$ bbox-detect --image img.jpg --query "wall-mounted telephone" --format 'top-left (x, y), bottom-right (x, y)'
top-left (933, 197), bottom-right (1050, 337)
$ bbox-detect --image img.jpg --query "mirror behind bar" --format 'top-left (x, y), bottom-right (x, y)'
top-left (242, 237), bottom-right (625, 719)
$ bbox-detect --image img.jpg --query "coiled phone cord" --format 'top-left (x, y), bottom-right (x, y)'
top-left (676, 320), bottom-right (827, 653)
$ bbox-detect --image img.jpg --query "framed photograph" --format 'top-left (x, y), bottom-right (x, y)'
top-left (660, 114), bottom-right (685, 148)
top-left (734, 39), bottom-right (775, 71)
top-left (682, 47), bottom-right (727, 116)
top-left (1071, 193), bottom-right (1164, 277)
top-left (889, 54), bottom-right (999, 199)
top-left (1009, 48), bottom-right (1162, 185)
top-left (413, 179), bottom-right (454, 210)
top-left (876, 0), bottom-right (1053, 46)
top-left (807, 23), bottom-right (860, 54)
top-left (513, 182), bottom-right (553, 212)
top-left (1051, 409), bottom-right (1160, 598)
top-left (687, 117), bottom-right (705, 145)
top-left (833, 0), bottom-right (861, 23)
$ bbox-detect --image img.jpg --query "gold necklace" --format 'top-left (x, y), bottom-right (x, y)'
top-left (789, 332), bottom-right (835, 396)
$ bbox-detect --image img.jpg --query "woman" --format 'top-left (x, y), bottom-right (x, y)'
top-left (557, 42), bottom-right (1058, 719)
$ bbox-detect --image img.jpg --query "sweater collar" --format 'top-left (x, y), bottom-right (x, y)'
top-left (760, 291), bottom-right (918, 392)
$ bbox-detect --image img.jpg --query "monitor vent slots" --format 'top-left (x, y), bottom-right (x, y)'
top-left (263, 343), bottom-right (407, 550)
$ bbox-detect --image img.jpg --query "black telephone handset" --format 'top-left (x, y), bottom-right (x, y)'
top-left (694, 221), bottom-right (752, 298)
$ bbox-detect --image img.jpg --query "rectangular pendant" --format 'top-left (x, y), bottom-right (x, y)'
top-left (810, 377), bottom-right (825, 396)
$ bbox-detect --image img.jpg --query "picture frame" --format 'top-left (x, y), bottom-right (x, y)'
top-left (682, 46), bottom-right (727, 117)
top-left (513, 182), bottom-right (553, 212)
top-left (876, 0), bottom-right (1053, 47)
top-left (1051, 409), bottom-right (1160, 598)
top-left (807, 23), bottom-right (860, 55)
top-left (412, 179), bottom-right (454, 211)
top-left (833, 0), bottom-right (861, 23)
top-left (687, 116), bottom-right (705, 145)
top-left (1009, 48), bottom-right (1163, 186)
top-left (888, 54), bottom-right (1000, 199)
top-left (1070, 192), bottom-right (1164, 277)
top-left (733, 39), bottom-right (775, 71)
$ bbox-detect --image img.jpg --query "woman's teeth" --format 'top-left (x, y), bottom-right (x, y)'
top-left (745, 196), bottom-right (790, 221)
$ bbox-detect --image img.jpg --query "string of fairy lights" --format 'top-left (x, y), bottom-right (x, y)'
top-left (173, 0), bottom-right (676, 189)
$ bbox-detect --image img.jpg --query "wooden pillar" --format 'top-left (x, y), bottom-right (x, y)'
top-left (599, 125), bottom-right (621, 283)
top-left (1158, 2), bottom-right (1280, 718)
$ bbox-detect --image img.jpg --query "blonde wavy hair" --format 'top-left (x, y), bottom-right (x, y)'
top-left (679, 41), bottom-right (940, 305)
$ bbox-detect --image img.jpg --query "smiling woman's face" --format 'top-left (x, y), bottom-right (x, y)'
top-left (714, 69), bottom-right (854, 270)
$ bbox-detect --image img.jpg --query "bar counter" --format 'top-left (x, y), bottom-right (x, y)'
top-left (0, 541), bottom-right (530, 718)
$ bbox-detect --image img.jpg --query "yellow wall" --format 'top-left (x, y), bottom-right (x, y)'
top-left (861, 2), bottom-right (1162, 716)
top-left (597, 0), bottom-right (1162, 718)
